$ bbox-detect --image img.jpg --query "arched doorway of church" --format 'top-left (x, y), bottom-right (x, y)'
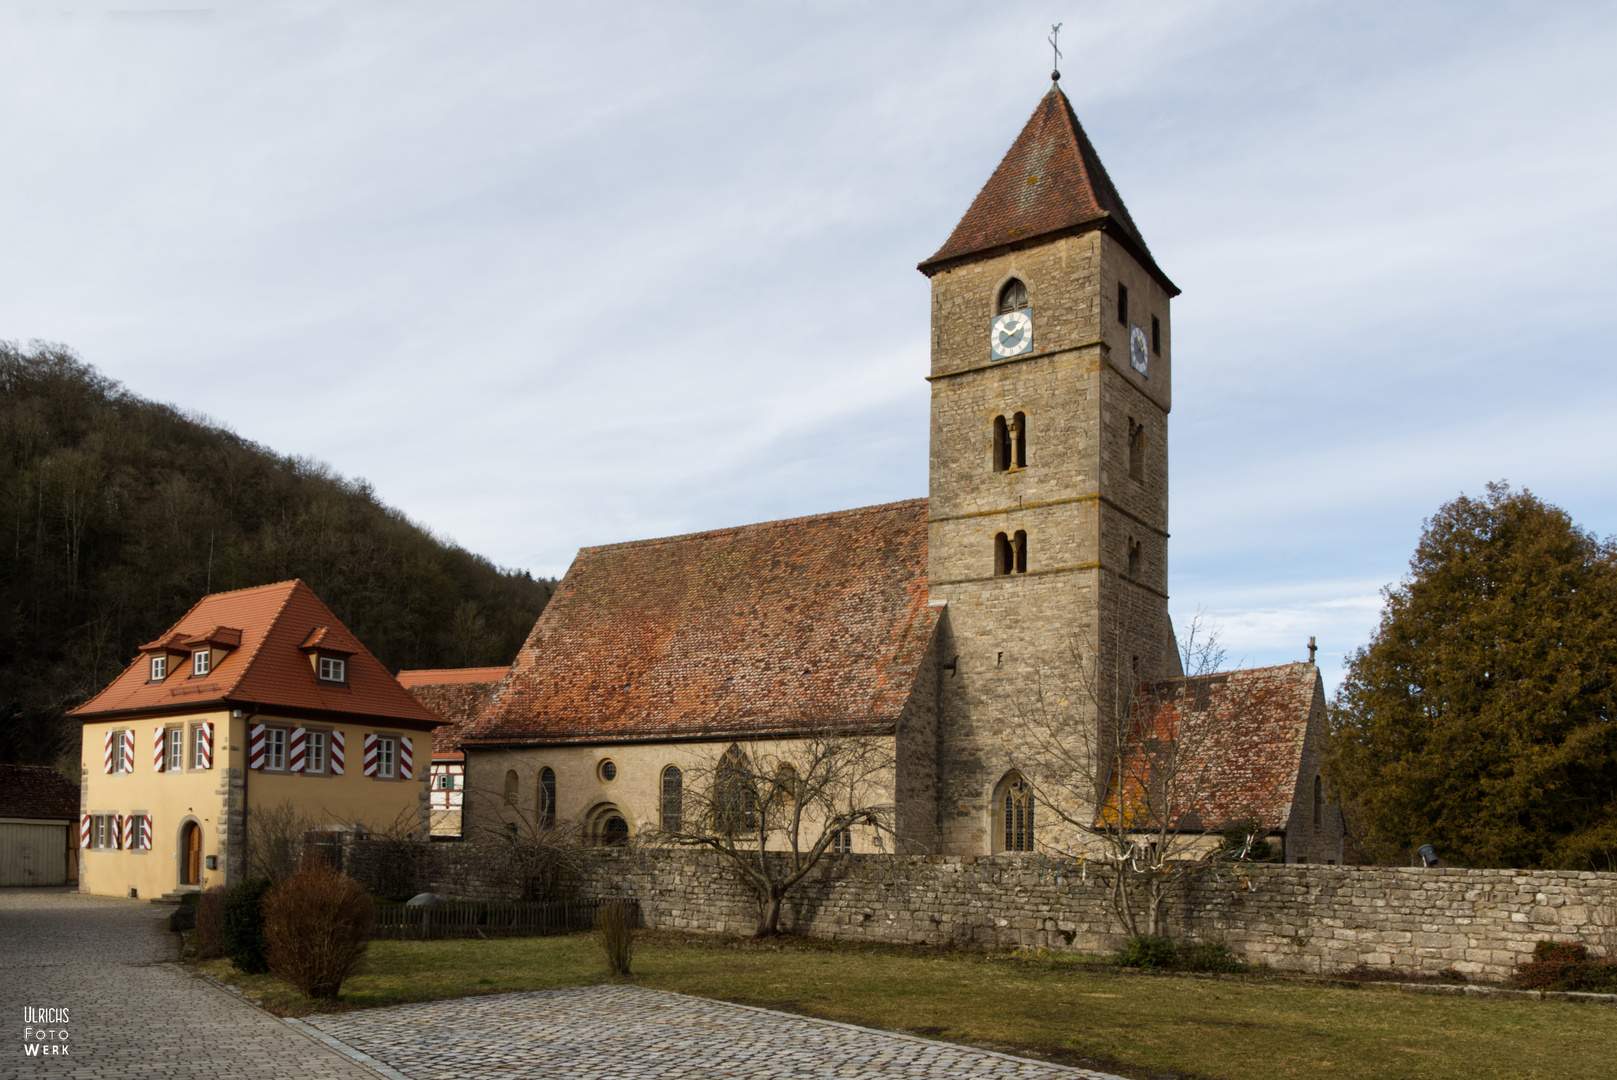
top-left (179, 821), bottom-right (202, 885)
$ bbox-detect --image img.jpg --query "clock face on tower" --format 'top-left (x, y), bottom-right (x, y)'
top-left (989, 308), bottom-right (1033, 361)
top-left (1129, 322), bottom-right (1149, 377)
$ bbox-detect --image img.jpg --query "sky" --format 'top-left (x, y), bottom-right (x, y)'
top-left (4, 1), bottom-right (1616, 691)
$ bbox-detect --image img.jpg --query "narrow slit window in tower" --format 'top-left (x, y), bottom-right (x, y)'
top-left (1013, 530), bottom-right (1027, 574)
top-left (998, 278), bottom-right (1027, 313)
top-left (1128, 419), bottom-right (1145, 481)
top-left (1117, 283), bottom-right (1129, 325)
top-left (1151, 315), bottom-right (1161, 355)
top-left (1002, 773), bottom-right (1034, 852)
top-left (992, 415), bottom-right (1010, 472)
top-left (1314, 775), bottom-right (1323, 830)
top-left (1011, 411), bottom-right (1026, 468)
top-left (1128, 536), bottom-right (1142, 578)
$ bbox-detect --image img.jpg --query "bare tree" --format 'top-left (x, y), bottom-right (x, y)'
top-left (461, 761), bottom-right (584, 901)
top-left (1014, 612), bottom-right (1263, 938)
top-left (659, 728), bottom-right (896, 936)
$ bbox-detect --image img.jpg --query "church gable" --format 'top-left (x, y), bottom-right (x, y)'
top-left (464, 499), bottom-right (937, 746)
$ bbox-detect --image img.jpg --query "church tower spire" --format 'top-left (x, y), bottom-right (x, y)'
top-left (922, 84), bottom-right (1179, 855)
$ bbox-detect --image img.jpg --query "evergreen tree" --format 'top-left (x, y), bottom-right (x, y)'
top-left (1326, 483), bottom-right (1617, 870)
top-left (0, 343), bottom-right (554, 766)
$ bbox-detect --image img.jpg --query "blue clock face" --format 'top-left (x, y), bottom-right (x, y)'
top-left (990, 308), bottom-right (1033, 360)
top-left (1129, 323), bottom-right (1149, 377)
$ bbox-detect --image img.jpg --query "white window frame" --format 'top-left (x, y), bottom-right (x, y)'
top-left (437, 772), bottom-right (456, 790)
top-left (264, 727), bottom-right (287, 771)
top-left (191, 725), bottom-right (208, 770)
top-left (375, 736), bottom-right (396, 779)
top-left (91, 815), bottom-right (112, 849)
top-left (110, 731), bottom-right (128, 774)
top-left (305, 729), bottom-right (327, 775)
top-left (192, 649), bottom-right (210, 676)
top-left (317, 655), bottom-right (346, 683)
top-left (150, 655), bottom-right (166, 681)
top-left (166, 728), bottom-right (184, 772)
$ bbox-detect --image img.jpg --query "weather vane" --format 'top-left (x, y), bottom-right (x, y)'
top-left (1049, 22), bottom-right (1063, 82)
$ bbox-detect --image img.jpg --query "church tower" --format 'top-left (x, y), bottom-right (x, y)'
top-left (919, 80), bottom-right (1180, 854)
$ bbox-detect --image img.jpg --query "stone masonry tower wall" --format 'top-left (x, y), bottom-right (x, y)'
top-left (919, 85), bottom-right (1178, 854)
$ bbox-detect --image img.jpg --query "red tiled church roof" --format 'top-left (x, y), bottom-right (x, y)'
top-left (464, 499), bottom-right (938, 746)
top-left (69, 580), bottom-right (444, 730)
top-left (1107, 663), bottom-right (1323, 832)
top-left (919, 84), bottom-right (1176, 294)
top-left (0, 764), bottom-right (80, 820)
top-left (398, 669), bottom-right (509, 758)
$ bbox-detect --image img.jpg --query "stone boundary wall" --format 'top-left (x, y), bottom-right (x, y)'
top-left (567, 851), bottom-right (1617, 982)
top-left (351, 837), bottom-right (1617, 982)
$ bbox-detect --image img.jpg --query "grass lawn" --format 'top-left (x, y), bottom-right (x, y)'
top-left (196, 934), bottom-right (1614, 1080)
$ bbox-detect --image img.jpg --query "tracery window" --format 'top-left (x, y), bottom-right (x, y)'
top-left (538, 767), bottom-right (557, 828)
top-left (1002, 773), bottom-right (1035, 853)
top-left (717, 744), bottom-right (758, 834)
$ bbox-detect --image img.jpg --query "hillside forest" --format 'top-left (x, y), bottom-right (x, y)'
top-left (1, 343), bottom-right (555, 767)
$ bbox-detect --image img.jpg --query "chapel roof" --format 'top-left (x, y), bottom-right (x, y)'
top-left (69, 580), bottom-right (444, 730)
top-left (919, 84), bottom-right (1176, 293)
top-left (398, 668), bottom-right (509, 758)
top-left (462, 499), bottom-right (937, 747)
top-left (1105, 662), bottom-right (1324, 833)
top-left (0, 764), bottom-right (80, 821)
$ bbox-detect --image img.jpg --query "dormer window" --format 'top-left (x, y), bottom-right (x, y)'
top-left (192, 650), bottom-right (210, 677)
top-left (150, 656), bottom-right (167, 682)
top-left (318, 655), bottom-right (347, 683)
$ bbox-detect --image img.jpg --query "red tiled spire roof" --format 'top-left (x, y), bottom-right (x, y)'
top-left (69, 580), bottom-right (443, 730)
top-left (464, 500), bottom-right (938, 747)
top-left (919, 85), bottom-right (1176, 294)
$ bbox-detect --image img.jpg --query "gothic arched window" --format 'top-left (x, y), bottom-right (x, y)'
top-left (717, 744), bottom-right (758, 834)
top-left (661, 765), bottom-right (683, 833)
top-left (998, 278), bottom-right (1027, 314)
top-left (1001, 773), bottom-right (1035, 852)
top-left (538, 766), bottom-right (557, 828)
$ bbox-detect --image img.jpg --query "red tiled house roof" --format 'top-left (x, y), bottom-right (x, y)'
top-left (1105, 663), bottom-right (1324, 832)
top-left (463, 500), bottom-right (938, 747)
top-left (918, 84), bottom-right (1177, 293)
top-left (0, 764), bottom-right (80, 820)
top-left (69, 580), bottom-right (444, 730)
top-left (397, 668), bottom-right (509, 758)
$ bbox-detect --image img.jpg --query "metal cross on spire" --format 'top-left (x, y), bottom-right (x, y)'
top-left (1049, 22), bottom-right (1063, 82)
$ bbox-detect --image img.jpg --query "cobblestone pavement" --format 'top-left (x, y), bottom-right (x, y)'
top-left (1, 888), bottom-right (387, 1080)
top-left (304, 984), bottom-right (1127, 1080)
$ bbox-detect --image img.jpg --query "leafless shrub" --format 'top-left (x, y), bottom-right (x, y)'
top-left (596, 899), bottom-right (636, 975)
top-left (464, 760), bottom-right (585, 901)
top-left (192, 885), bottom-right (229, 960)
top-left (262, 858), bottom-right (374, 1000)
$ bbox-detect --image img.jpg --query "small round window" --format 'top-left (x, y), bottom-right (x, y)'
top-left (598, 759), bottom-right (617, 783)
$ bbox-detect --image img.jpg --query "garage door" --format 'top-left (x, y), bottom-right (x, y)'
top-left (0, 822), bottom-right (68, 886)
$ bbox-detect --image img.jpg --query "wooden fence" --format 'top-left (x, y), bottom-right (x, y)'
top-left (371, 898), bottom-right (633, 941)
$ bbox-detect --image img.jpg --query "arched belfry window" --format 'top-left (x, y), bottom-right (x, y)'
top-left (998, 278), bottom-right (1027, 314)
top-left (993, 416), bottom-right (1010, 472)
top-left (1011, 411), bottom-right (1026, 468)
top-left (538, 766), bottom-right (557, 828)
top-left (995, 531), bottom-right (1028, 576)
top-left (1001, 773), bottom-right (1035, 852)
top-left (661, 765), bottom-right (684, 833)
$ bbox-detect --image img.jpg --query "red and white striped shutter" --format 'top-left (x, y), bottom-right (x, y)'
top-left (248, 723), bottom-right (266, 770)
top-left (399, 736), bottom-right (413, 779)
top-left (198, 723), bottom-right (213, 769)
top-left (362, 734), bottom-right (378, 776)
top-left (330, 730), bottom-right (345, 774)
top-left (80, 815), bottom-right (91, 848)
top-left (103, 731), bottom-right (113, 773)
top-left (113, 814), bottom-right (126, 849)
top-left (153, 727), bottom-right (166, 772)
top-left (139, 814), bottom-right (153, 850)
top-left (121, 730), bottom-right (135, 774)
top-left (288, 727), bottom-right (306, 772)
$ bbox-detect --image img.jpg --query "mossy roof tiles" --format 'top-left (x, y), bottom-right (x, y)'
top-left (463, 499), bottom-right (937, 747)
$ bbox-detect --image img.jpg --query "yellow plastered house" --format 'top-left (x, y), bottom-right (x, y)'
top-left (69, 580), bottom-right (444, 900)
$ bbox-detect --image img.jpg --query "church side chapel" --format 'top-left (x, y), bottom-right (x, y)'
top-left (436, 74), bottom-right (1342, 864)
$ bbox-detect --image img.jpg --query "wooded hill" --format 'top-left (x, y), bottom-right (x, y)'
top-left (1, 343), bottom-right (554, 767)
